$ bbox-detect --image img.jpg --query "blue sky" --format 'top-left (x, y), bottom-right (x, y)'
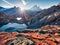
top-left (0, 0), bottom-right (60, 9)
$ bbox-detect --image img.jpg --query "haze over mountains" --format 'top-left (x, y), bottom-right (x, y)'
top-left (0, 5), bottom-right (41, 16)
top-left (0, 3), bottom-right (60, 29)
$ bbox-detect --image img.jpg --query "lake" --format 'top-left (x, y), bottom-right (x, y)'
top-left (0, 23), bottom-right (27, 32)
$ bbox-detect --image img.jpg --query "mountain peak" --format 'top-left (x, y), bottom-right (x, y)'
top-left (12, 6), bottom-right (20, 9)
top-left (33, 5), bottom-right (39, 8)
top-left (0, 7), bottom-right (4, 8)
top-left (31, 5), bottom-right (41, 11)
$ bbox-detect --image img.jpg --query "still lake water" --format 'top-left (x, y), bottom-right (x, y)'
top-left (0, 23), bottom-right (27, 32)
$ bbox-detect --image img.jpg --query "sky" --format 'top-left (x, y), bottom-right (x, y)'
top-left (0, 0), bottom-right (60, 9)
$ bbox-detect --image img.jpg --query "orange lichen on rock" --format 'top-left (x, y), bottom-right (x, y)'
top-left (0, 32), bottom-right (18, 45)
top-left (0, 25), bottom-right (60, 45)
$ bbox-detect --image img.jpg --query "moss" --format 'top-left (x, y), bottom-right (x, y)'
top-left (38, 30), bottom-right (47, 34)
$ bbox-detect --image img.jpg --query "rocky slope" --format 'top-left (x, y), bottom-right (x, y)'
top-left (0, 12), bottom-right (16, 27)
top-left (27, 3), bottom-right (60, 28)
top-left (0, 12), bottom-right (26, 27)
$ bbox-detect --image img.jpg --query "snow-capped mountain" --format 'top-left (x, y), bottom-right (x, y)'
top-left (25, 5), bottom-right (42, 15)
top-left (30, 5), bottom-right (41, 11)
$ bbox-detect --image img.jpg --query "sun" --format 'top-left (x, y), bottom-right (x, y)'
top-left (19, 6), bottom-right (25, 12)
top-left (16, 4), bottom-right (26, 12)
top-left (21, 7), bottom-right (25, 11)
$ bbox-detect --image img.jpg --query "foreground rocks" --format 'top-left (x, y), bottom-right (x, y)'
top-left (6, 37), bottom-right (34, 45)
top-left (0, 25), bottom-right (60, 45)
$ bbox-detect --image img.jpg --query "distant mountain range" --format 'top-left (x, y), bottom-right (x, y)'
top-left (0, 7), bottom-right (6, 11)
top-left (0, 5), bottom-right (41, 16)
top-left (0, 3), bottom-right (60, 29)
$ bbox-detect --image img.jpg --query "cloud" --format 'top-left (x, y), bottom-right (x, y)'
top-left (22, 0), bottom-right (27, 5)
top-left (2, 0), bottom-right (13, 6)
top-left (2, 0), bottom-right (27, 8)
